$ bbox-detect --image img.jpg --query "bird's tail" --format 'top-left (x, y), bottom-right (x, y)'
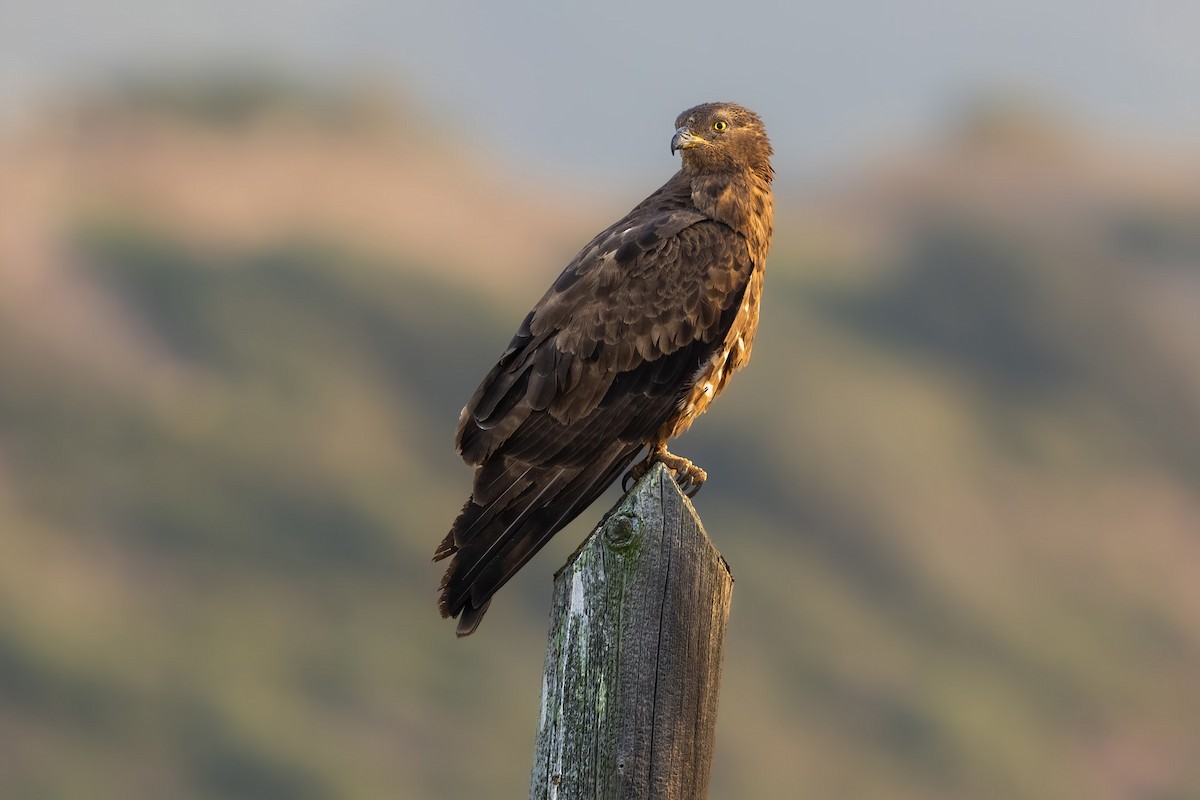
top-left (434, 441), bottom-right (643, 636)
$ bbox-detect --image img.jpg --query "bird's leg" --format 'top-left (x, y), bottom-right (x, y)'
top-left (622, 444), bottom-right (708, 497)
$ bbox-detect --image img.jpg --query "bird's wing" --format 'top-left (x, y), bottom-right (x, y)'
top-left (437, 210), bottom-right (755, 634)
top-left (456, 210), bottom-right (754, 465)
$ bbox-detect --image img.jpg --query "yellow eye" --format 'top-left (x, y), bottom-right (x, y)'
top-left (713, 120), bottom-right (728, 132)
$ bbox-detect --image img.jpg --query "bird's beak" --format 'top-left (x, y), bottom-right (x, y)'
top-left (671, 127), bottom-right (705, 155)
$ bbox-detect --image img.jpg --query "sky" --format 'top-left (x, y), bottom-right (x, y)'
top-left (2, 0), bottom-right (1198, 182)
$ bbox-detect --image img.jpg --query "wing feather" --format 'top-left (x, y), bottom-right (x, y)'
top-left (458, 216), bottom-right (753, 462)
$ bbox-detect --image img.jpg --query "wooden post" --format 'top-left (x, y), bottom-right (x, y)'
top-left (529, 462), bottom-right (734, 800)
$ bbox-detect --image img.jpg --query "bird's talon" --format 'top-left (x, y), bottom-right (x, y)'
top-left (646, 449), bottom-right (707, 497)
top-left (622, 460), bottom-right (651, 493)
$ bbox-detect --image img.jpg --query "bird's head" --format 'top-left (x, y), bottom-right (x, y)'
top-left (671, 102), bottom-right (773, 179)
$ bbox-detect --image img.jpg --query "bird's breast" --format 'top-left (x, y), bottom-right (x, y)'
top-left (657, 267), bottom-right (764, 443)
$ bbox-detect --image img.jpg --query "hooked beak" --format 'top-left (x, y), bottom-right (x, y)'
top-left (670, 127), bottom-right (705, 155)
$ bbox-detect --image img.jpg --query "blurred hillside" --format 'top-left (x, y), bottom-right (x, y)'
top-left (1, 79), bottom-right (1199, 799)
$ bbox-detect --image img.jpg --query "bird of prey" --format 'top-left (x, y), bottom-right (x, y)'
top-left (435, 102), bottom-right (774, 636)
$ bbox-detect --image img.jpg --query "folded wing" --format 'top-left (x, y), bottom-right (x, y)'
top-left (436, 208), bottom-right (755, 635)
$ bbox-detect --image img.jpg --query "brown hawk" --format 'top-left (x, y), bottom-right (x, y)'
top-left (435, 102), bottom-right (774, 636)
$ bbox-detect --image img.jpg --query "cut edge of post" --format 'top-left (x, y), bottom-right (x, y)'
top-left (554, 461), bottom-right (728, 581)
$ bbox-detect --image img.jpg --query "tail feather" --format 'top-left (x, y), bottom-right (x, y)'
top-left (454, 598), bottom-right (491, 638)
top-left (435, 441), bottom-right (642, 634)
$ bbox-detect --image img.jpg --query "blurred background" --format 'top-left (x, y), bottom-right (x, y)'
top-left (2, 2), bottom-right (1199, 798)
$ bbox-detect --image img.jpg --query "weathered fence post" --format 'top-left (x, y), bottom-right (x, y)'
top-left (529, 462), bottom-right (734, 800)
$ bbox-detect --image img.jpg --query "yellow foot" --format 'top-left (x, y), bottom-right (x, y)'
top-left (622, 449), bottom-right (708, 497)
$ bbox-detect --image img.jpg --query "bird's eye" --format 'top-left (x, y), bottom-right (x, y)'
top-left (713, 120), bottom-right (729, 132)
